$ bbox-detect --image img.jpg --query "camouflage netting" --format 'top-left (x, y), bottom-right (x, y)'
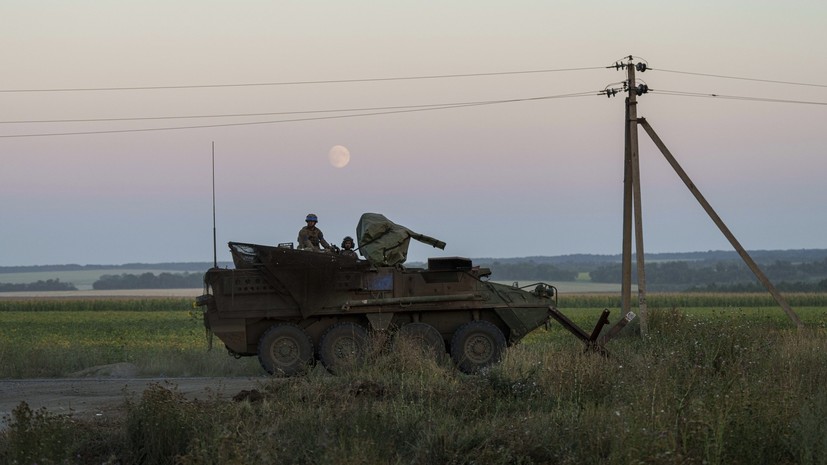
top-left (355, 213), bottom-right (446, 266)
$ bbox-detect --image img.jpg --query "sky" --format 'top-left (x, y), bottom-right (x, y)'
top-left (1, 1), bottom-right (825, 266)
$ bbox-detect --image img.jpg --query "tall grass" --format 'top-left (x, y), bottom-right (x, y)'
top-left (3, 306), bottom-right (827, 464)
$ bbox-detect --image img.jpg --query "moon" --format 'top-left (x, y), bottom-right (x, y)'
top-left (328, 145), bottom-right (351, 168)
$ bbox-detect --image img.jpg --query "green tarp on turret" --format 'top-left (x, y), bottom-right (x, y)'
top-left (355, 213), bottom-right (446, 266)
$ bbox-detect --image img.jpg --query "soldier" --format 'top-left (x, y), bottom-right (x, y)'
top-left (297, 213), bottom-right (331, 252)
top-left (340, 236), bottom-right (357, 258)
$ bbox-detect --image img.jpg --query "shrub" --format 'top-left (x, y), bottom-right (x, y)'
top-left (0, 401), bottom-right (78, 465)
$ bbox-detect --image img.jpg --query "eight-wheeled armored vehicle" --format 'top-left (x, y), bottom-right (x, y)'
top-left (195, 213), bottom-right (633, 375)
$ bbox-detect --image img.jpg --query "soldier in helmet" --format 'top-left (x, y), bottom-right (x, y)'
top-left (297, 213), bottom-right (331, 252)
top-left (340, 236), bottom-right (357, 258)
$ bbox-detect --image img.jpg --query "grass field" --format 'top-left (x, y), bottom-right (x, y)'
top-left (1, 294), bottom-right (824, 379)
top-left (1, 296), bottom-right (826, 464)
top-left (0, 298), bottom-right (259, 378)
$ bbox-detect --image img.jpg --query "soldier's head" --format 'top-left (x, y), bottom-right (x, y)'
top-left (341, 236), bottom-right (354, 249)
top-left (305, 213), bottom-right (318, 226)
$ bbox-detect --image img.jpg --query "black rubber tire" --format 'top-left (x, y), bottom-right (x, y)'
top-left (450, 320), bottom-right (507, 374)
top-left (257, 323), bottom-right (315, 376)
top-left (318, 322), bottom-right (368, 375)
top-left (394, 322), bottom-right (446, 357)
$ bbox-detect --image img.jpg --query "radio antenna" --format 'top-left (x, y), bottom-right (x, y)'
top-left (212, 141), bottom-right (217, 268)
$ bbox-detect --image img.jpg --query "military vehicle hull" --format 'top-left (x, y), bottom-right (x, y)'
top-left (196, 242), bottom-right (558, 375)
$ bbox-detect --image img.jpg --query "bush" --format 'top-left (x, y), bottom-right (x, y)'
top-left (0, 401), bottom-right (78, 464)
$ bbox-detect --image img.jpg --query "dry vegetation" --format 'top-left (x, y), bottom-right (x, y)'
top-left (1, 297), bottom-right (826, 464)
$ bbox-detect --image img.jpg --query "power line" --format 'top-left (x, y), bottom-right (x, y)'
top-left (0, 99), bottom-right (555, 125)
top-left (652, 68), bottom-right (827, 89)
top-left (651, 89), bottom-right (827, 106)
top-left (0, 91), bottom-right (598, 138)
top-left (0, 67), bottom-right (605, 94)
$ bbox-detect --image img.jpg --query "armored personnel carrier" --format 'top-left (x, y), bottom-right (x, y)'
top-left (195, 213), bottom-right (632, 375)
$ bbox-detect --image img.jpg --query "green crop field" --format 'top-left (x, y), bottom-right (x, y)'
top-left (1, 295), bottom-right (825, 378)
top-left (0, 298), bottom-right (260, 378)
top-left (1, 296), bottom-right (826, 464)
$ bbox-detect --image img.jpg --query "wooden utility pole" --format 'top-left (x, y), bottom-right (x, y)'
top-left (622, 61), bottom-right (648, 335)
top-left (613, 57), bottom-right (801, 331)
top-left (621, 93), bottom-right (633, 319)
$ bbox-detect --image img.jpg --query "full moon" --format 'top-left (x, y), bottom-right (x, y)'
top-left (328, 145), bottom-right (351, 168)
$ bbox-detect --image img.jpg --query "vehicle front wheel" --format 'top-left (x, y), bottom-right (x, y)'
top-left (450, 320), bottom-right (506, 374)
top-left (257, 323), bottom-right (315, 376)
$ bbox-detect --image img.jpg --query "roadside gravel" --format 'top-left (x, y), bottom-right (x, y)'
top-left (0, 376), bottom-right (267, 428)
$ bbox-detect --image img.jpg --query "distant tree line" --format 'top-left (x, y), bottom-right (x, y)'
top-left (588, 259), bottom-right (827, 290)
top-left (6, 252), bottom-right (827, 293)
top-left (473, 249), bottom-right (827, 268)
top-left (487, 261), bottom-right (577, 281)
top-left (0, 279), bottom-right (77, 292)
top-left (92, 272), bottom-right (203, 290)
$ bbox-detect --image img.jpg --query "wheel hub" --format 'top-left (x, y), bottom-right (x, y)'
top-left (274, 338), bottom-right (298, 361)
top-left (468, 335), bottom-right (492, 360)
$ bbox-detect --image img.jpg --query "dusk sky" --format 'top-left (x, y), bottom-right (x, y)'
top-left (2, 1), bottom-right (825, 266)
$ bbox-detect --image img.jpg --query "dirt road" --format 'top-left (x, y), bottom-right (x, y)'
top-left (0, 376), bottom-right (266, 428)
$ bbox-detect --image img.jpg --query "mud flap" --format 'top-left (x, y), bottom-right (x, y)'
top-left (365, 313), bottom-right (395, 331)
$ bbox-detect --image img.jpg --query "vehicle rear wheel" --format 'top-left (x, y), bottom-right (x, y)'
top-left (394, 322), bottom-right (446, 358)
top-left (319, 322), bottom-right (368, 374)
top-left (450, 320), bottom-right (506, 374)
top-left (257, 323), bottom-right (315, 376)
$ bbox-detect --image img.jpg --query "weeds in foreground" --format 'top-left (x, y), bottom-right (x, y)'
top-left (2, 307), bottom-right (827, 464)
top-left (0, 402), bottom-right (77, 465)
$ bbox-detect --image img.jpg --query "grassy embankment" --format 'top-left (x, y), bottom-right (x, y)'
top-left (1, 295), bottom-right (826, 464)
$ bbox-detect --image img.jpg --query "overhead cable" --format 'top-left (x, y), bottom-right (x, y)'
top-left (651, 89), bottom-right (827, 106)
top-left (0, 67), bottom-right (605, 94)
top-left (652, 69), bottom-right (827, 89)
top-left (0, 91), bottom-right (598, 138)
top-left (0, 98), bottom-right (575, 125)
